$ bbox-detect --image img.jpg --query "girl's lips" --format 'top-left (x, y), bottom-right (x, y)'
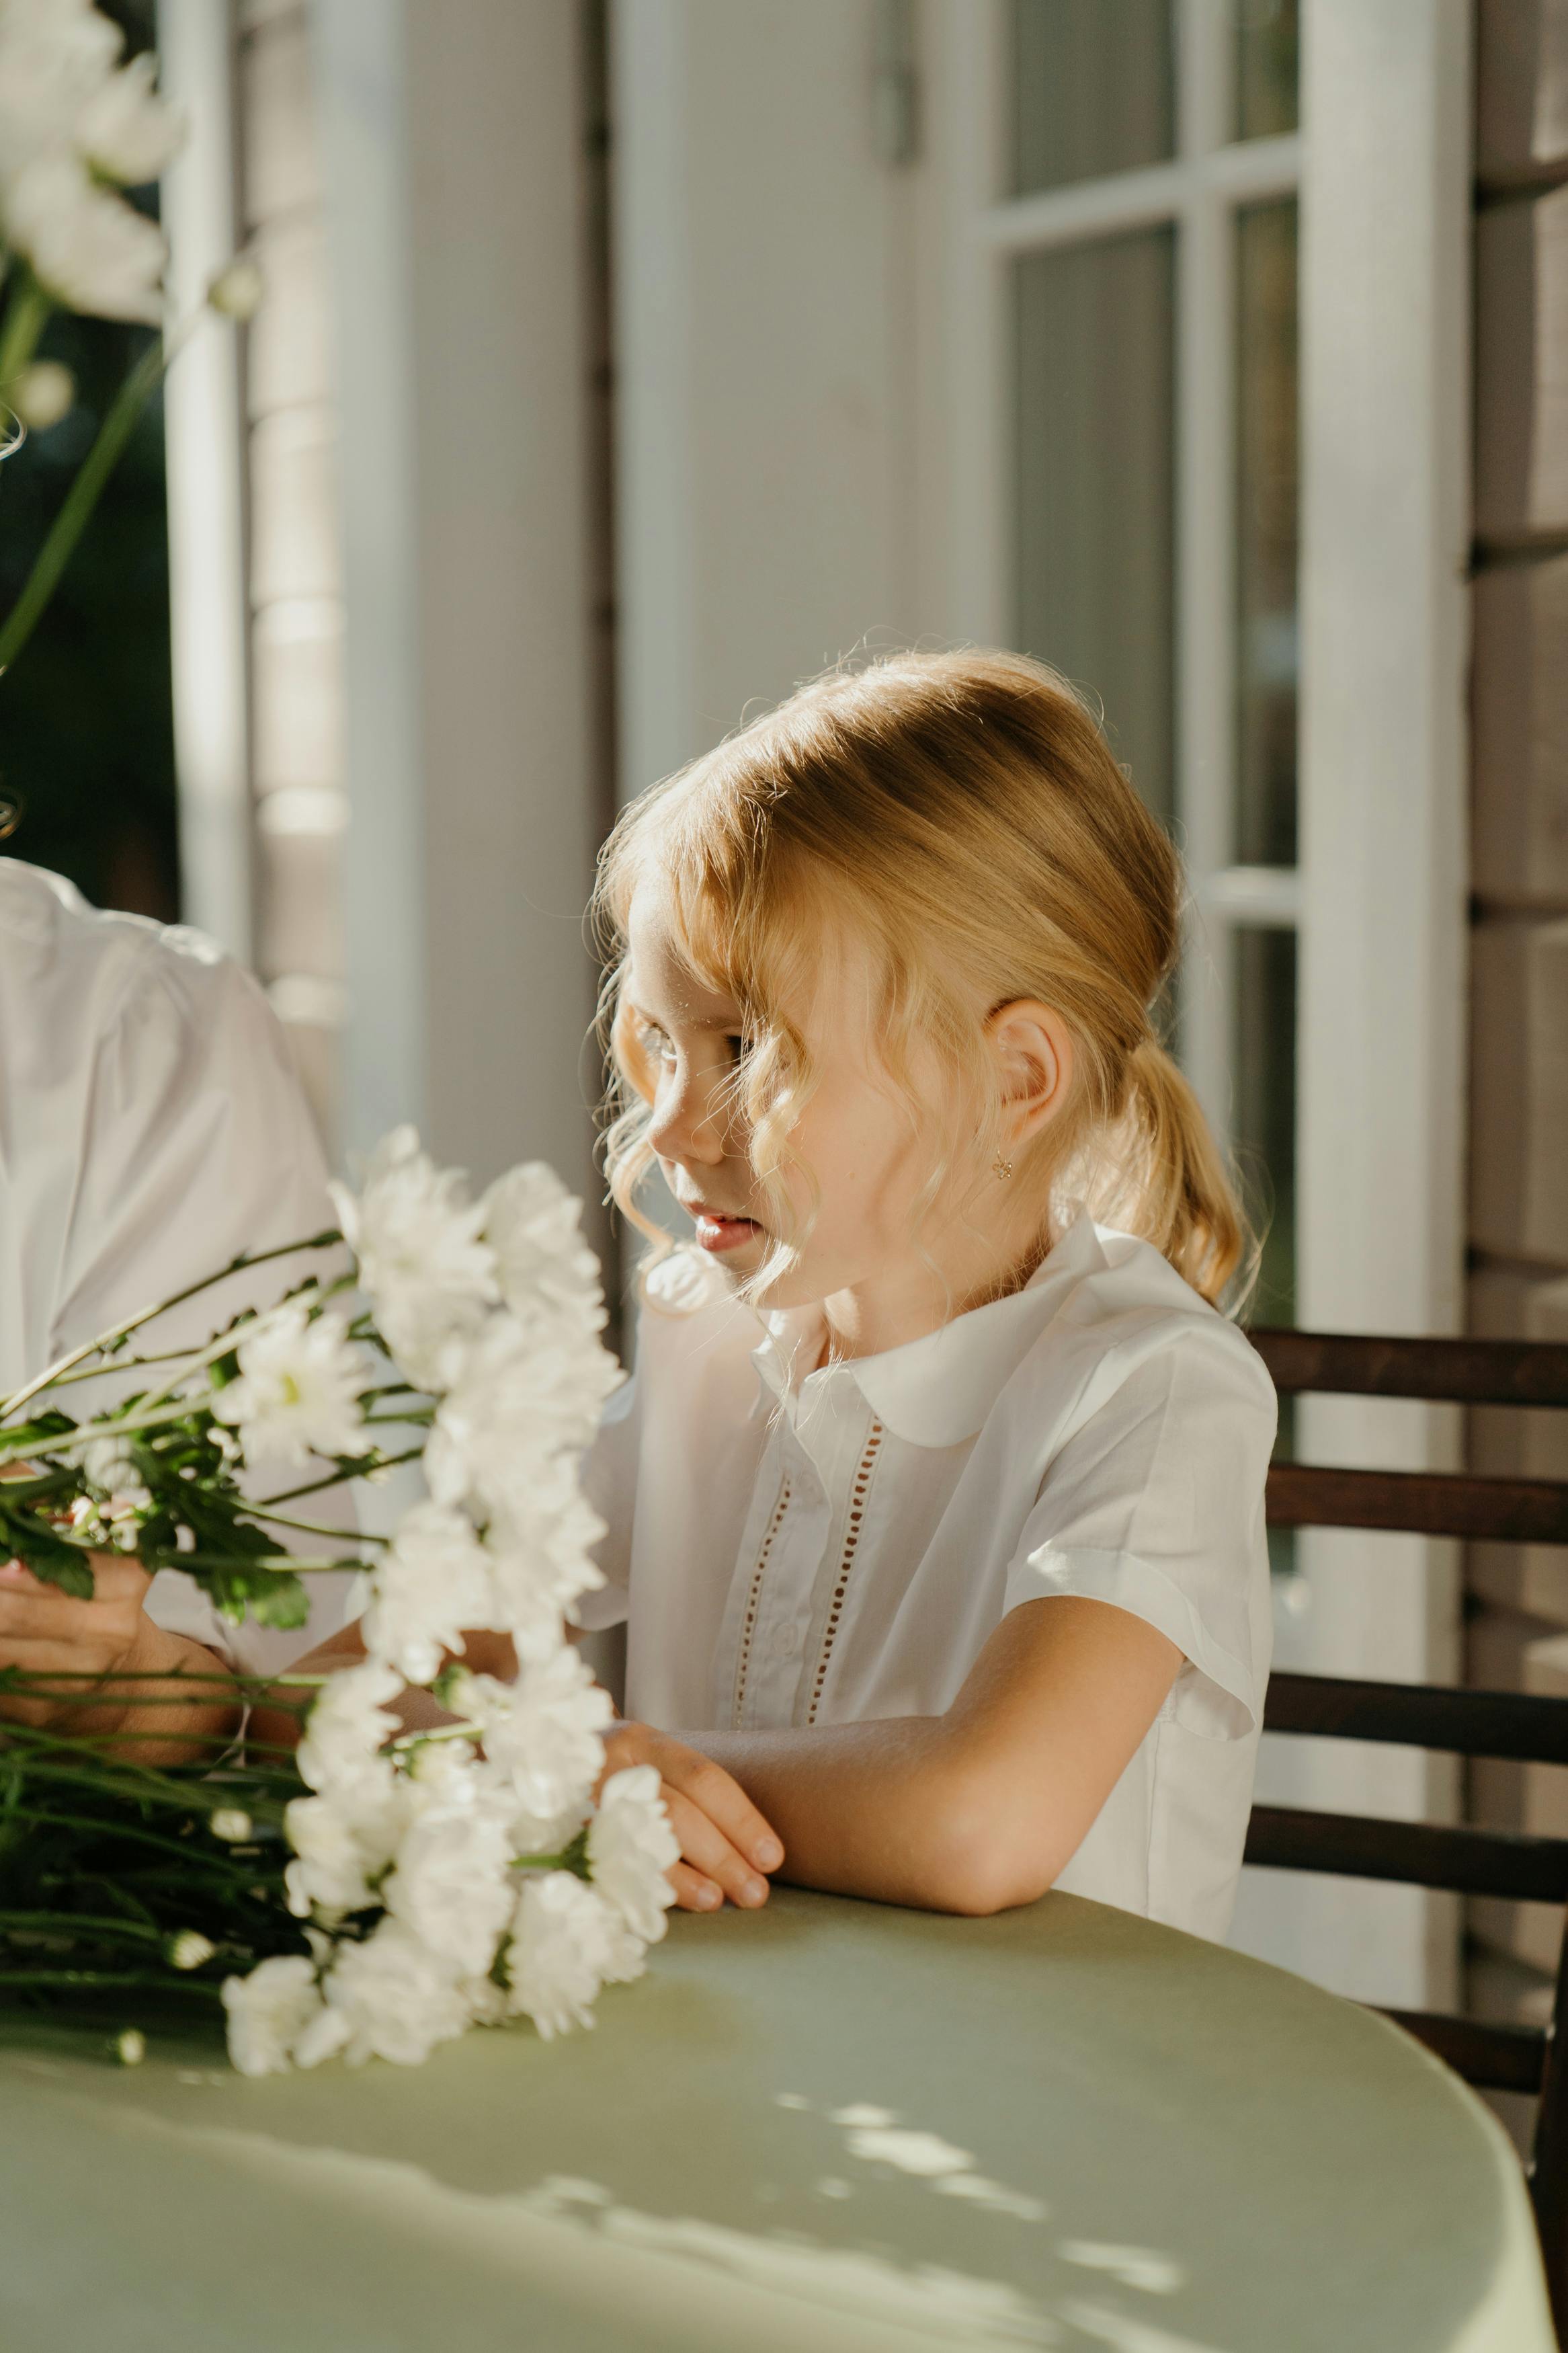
top-left (691, 1211), bottom-right (761, 1253)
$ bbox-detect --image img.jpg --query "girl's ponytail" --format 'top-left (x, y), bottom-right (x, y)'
top-left (1112, 1038), bottom-right (1250, 1309)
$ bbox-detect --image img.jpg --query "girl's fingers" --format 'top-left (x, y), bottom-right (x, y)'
top-left (668, 1862), bottom-right (726, 1913)
top-left (663, 1788), bottom-right (771, 1909)
top-left (661, 1749), bottom-right (784, 1876)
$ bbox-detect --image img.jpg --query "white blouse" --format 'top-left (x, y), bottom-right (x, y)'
top-left (0, 859), bottom-right (358, 1675)
top-left (581, 1214), bottom-right (1277, 1940)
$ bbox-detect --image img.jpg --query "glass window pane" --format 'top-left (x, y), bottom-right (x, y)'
top-left (1015, 229), bottom-right (1176, 826)
top-left (1235, 0), bottom-right (1300, 142)
top-left (1234, 922), bottom-right (1296, 1324)
top-left (1235, 197), bottom-right (1298, 865)
top-left (1012, 0), bottom-right (1175, 197)
top-left (1233, 922), bottom-right (1297, 1525)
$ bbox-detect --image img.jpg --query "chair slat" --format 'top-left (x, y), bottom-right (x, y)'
top-left (1250, 1328), bottom-right (1568, 1408)
top-left (1266, 1461), bottom-right (1568, 1544)
top-left (1264, 1671), bottom-right (1568, 1763)
top-left (1380, 2008), bottom-right (1549, 2095)
top-left (1244, 1805), bottom-right (1568, 1902)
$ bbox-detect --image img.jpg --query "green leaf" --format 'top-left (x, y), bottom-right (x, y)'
top-left (0, 1503), bottom-right (94, 1597)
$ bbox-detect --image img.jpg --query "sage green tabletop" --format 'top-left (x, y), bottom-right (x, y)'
top-left (0, 1886), bottom-right (1553, 2353)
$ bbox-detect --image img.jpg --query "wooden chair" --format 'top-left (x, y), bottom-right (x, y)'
top-left (1244, 1328), bottom-right (1568, 2329)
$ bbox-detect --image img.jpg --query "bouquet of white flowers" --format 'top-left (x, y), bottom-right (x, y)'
top-left (0, 1129), bottom-right (679, 2075)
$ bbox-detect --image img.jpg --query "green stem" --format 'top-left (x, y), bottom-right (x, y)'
top-left (0, 1968), bottom-right (224, 1998)
top-left (0, 1911), bottom-right (197, 1949)
top-left (0, 1807), bottom-right (280, 1874)
top-left (258, 1446), bottom-right (423, 1507)
top-left (0, 273), bottom-right (50, 393)
top-left (241, 1507), bottom-right (389, 1545)
top-left (0, 1232), bottom-right (343, 1425)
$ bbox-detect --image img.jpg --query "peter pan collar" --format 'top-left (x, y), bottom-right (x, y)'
top-left (750, 1211), bottom-right (1112, 1449)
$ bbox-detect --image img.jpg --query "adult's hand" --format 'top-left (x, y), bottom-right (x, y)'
top-left (600, 1718), bottom-right (784, 1913)
top-left (0, 1555), bottom-right (239, 1760)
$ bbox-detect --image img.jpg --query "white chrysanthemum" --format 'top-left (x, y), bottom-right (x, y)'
top-left (283, 1788), bottom-right (401, 1921)
top-left (587, 1765), bottom-right (681, 1944)
top-left (463, 1648), bottom-right (613, 1833)
top-left (5, 149), bottom-right (166, 320)
top-left (361, 1499), bottom-right (493, 1684)
top-left (78, 1433), bottom-right (150, 1517)
top-left (220, 1952), bottom-right (323, 2077)
top-left (331, 1127), bottom-right (497, 1392)
top-left (294, 1661), bottom-right (403, 1799)
top-left (309, 1918), bottom-right (473, 2069)
top-left (383, 1802), bottom-right (515, 1979)
top-left (483, 1163), bottom-right (607, 1341)
top-left (485, 1490), bottom-right (608, 1662)
top-left (425, 1312), bottom-right (622, 1530)
top-left (211, 1299), bottom-right (368, 1469)
top-left (75, 48), bottom-right (182, 183)
top-left (505, 1872), bottom-right (620, 2038)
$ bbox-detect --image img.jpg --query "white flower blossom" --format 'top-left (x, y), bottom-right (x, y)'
top-left (383, 1802), bottom-right (515, 1979)
top-left (75, 48), bottom-right (181, 184)
top-left (483, 1163), bottom-right (608, 1341)
top-left (5, 147), bottom-right (165, 321)
top-left (283, 1791), bottom-right (396, 1921)
top-left (211, 1299), bottom-right (368, 1469)
top-left (462, 1648), bottom-right (612, 1837)
top-left (331, 1129), bottom-right (499, 1392)
top-left (425, 1312), bottom-right (621, 1532)
top-left (208, 1808), bottom-right (252, 1844)
top-left (294, 1661), bottom-right (403, 1800)
top-left (309, 1919), bottom-right (472, 2069)
top-left (361, 1500), bottom-right (493, 1685)
top-left (221, 1953), bottom-right (323, 2077)
top-left (0, 5), bottom-right (184, 323)
top-left (168, 1930), bottom-right (215, 1972)
top-left (484, 1490), bottom-right (608, 1661)
top-left (11, 355), bottom-right (71, 426)
top-left (79, 1433), bottom-right (150, 1517)
top-left (587, 1765), bottom-right (680, 1944)
top-left (505, 1872), bottom-right (620, 2039)
top-left (206, 255), bottom-right (262, 321)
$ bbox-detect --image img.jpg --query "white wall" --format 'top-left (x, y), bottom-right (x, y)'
top-left (610, 0), bottom-right (944, 804)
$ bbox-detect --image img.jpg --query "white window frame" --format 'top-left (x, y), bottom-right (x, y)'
top-left (934, 0), bottom-right (1471, 2001)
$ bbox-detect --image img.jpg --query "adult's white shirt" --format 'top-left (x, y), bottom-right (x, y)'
top-left (581, 1214), bottom-right (1278, 1942)
top-left (0, 859), bottom-right (358, 1673)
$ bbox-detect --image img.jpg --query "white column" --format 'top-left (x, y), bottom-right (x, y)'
top-left (313, 0), bottom-right (605, 1240)
top-left (1233, 0), bottom-right (1473, 2006)
top-left (159, 0), bottom-right (252, 963)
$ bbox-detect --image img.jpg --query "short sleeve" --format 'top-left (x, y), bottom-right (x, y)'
top-left (574, 1368), bottom-right (640, 1631)
top-left (1002, 1329), bottom-right (1276, 1740)
top-left (53, 935), bottom-right (360, 1675)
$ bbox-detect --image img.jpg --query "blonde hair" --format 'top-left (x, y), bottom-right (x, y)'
top-left (592, 648), bottom-right (1253, 1310)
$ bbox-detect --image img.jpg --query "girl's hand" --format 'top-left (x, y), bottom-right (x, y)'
top-left (601, 1719), bottom-right (784, 1912)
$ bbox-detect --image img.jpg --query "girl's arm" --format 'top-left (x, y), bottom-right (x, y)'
top-left (606, 1596), bottom-right (1182, 1916)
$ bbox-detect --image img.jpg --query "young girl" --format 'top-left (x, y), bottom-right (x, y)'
top-left (267, 648), bottom-right (1275, 1939)
top-left (570, 647), bottom-right (1276, 1938)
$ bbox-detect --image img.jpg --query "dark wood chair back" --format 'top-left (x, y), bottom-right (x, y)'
top-left (1245, 1328), bottom-right (1568, 2329)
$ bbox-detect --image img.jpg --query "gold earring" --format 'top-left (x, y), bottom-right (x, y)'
top-left (993, 1155), bottom-right (1014, 1180)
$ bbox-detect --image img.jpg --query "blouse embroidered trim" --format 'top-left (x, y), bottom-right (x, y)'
top-left (806, 1417), bottom-right (884, 1725)
top-left (731, 1471), bottom-right (792, 1728)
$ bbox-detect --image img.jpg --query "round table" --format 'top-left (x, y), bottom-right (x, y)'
top-left (0, 1887), bottom-right (1553, 2352)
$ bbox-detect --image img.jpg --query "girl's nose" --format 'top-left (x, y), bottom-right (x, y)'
top-left (647, 1070), bottom-right (725, 1166)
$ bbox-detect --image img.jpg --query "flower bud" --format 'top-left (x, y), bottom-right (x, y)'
top-left (169, 1931), bottom-right (217, 1972)
top-left (115, 2028), bottom-right (147, 2066)
top-left (207, 258), bottom-right (263, 321)
top-left (11, 360), bottom-right (74, 430)
top-left (208, 1808), bottom-right (253, 1843)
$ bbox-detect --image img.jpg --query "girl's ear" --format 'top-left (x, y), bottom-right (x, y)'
top-left (986, 1000), bottom-right (1075, 1144)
